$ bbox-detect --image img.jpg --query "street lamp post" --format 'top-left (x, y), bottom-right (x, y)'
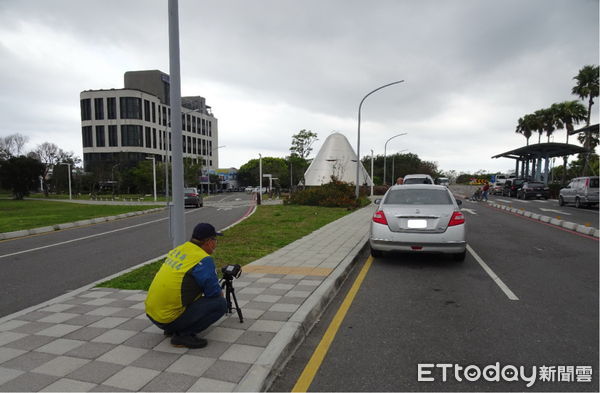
top-left (356, 80), bottom-right (404, 199)
top-left (258, 154), bottom-right (262, 205)
top-left (370, 149), bottom-right (374, 197)
top-left (146, 156), bottom-right (157, 202)
top-left (60, 163), bottom-right (72, 200)
top-left (383, 133), bottom-right (407, 186)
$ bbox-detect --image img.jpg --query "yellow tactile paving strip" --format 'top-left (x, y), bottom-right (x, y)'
top-left (242, 265), bottom-right (333, 276)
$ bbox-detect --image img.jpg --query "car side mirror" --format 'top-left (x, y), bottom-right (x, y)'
top-left (374, 199), bottom-right (382, 205)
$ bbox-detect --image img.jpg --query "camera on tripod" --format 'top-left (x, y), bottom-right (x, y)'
top-left (221, 264), bottom-right (242, 280)
top-left (220, 264), bottom-right (243, 323)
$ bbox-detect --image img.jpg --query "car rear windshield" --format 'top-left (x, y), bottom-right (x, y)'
top-left (404, 178), bottom-right (433, 184)
top-left (184, 188), bottom-right (196, 193)
top-left (527, 182), bottom-right (544, 187)
top-left (590, 178), bottom-right (599, 188)
top-left (384, 189), bottom-right (453, 205)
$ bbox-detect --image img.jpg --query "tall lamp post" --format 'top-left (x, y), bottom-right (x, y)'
top-left (370, 149), bottom-right (374, 197)
top-left (258, 154), bottom-right (262, 205)
top-left (356, 80), bottom-right (404, 199)
top-left (60, 162), bottom-right (72, 200)
top-left (146, 156), bottom-right (157, 202)
top-left (383, 133), bottom-right (407, 186)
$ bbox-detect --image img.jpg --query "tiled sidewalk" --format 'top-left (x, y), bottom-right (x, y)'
top-left (0, 205), bottom-right (375, 392)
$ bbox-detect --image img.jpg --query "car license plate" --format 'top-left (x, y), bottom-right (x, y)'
top-left (407, 219), bottom-right (427, 229)
top-left (536, 193), bottom-right (541, 197)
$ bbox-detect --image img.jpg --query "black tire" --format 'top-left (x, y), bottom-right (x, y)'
top-left (558, 196), bottom-right (565, 206)
top-left (575, 197), bottom-right (581, 208)
top-left (452, 250), bottom-right (466, 262)
top-left (370, 247), bottom-right (383, 258)
top-left (199, 203), bottom-right (203, 208)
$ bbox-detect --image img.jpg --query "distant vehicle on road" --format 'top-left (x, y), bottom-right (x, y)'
top-left (502, 178), bottom-right (525, 197)
top-left (370, 184), bottom-right (466, 261)
top-left (403, 174), bottom-right (434, 185)
top-left (517, 182), bottom-right (549, 200)
top-left (435, 177), bottom-right (450, 187)
top-left (559, 176), bottom-right (599, 208)
top-left (184, 187), bottom-right (203, 208)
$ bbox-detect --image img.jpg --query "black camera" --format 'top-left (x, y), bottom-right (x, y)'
top-left (221, 264), bottom-right (242, 280)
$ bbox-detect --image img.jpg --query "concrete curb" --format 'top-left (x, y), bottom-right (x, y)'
top-left (488, 201), bottom-right (599, 238)
top-left (235, 227), bottom-right (370, 392)
top-left (0, 207), bottom-right (165, 241)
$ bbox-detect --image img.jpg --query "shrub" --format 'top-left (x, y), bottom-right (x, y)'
top-left (286, 177), bottom-right (370, 209)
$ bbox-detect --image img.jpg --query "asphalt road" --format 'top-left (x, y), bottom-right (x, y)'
top-left (271, 197), bottom-right (598, 392)
top-left (0, 192), bottom-right (254, 317)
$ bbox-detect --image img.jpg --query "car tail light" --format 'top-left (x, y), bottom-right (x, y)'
top-left (448, 211), bottom-right (465, 226)
top-left (372, 210), bottom-right (388, 225)
top-left (585, 178), bottom-right (590, 187)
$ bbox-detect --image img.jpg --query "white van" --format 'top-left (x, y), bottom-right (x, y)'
top-left (559, 176), bottom-right (599, 208)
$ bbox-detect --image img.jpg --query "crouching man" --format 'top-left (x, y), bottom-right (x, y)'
top-left (145, 223), bottom-right (227, 348)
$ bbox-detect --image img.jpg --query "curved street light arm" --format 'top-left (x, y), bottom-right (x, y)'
top-left (383, 132), bottom-right (408, 185)
top-left (356, 80), bottom-right (405, 198)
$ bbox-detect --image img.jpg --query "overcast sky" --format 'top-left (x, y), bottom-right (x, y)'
top-left (0, 0), bottom-right (598, 174)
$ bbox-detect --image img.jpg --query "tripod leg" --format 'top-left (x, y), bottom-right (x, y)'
top-left (229, 287), bottom-right (244, 323)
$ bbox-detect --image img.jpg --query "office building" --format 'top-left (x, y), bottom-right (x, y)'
top-left (80, 70), bottom-right (218, 175)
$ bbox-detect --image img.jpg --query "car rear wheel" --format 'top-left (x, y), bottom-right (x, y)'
top-left (452, 250), bottom-right (466, 262)
top-left (559, 196), bottom-right (565, 206)
top-left (575, 197), bottom-right (582, 208)
top-left (370, 247), bottom-right (383, 258)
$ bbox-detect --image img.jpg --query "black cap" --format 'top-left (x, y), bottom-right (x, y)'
top-left (192, 223), bottom-right (223, 240)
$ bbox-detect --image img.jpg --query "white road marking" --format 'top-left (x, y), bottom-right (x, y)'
top-left (539, 208), bottom-right (571, 215)
top-left (531, 199), bottom-right (549, 203)
top-left (461, 208), bottom-right (477, 215)
top-left (467, 244), bottom-right (519, 301)
top-left (0, 207), bottom-right (215, 260)
top-left (495, 199), bottom-right (511, 203)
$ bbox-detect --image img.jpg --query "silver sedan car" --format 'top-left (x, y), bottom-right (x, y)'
top-left (370, 185), bottom-right (466, 261)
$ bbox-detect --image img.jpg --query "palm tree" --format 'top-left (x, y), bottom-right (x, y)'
top-left (532, 110), bottom-right (546, 143)
top-left (572, 65), bottom-right (599, 127)
top-left (539, 108), bottom-right (560, 143)
top-left (551, 101), bottom-right (588, 143)
top-left (515, 115), bottom-right (533, 145)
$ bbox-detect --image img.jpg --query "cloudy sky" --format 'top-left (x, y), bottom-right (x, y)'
top-left (0, 0), bottom-right (598, 174)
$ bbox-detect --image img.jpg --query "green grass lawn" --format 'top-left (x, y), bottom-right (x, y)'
top-left (97, 204), bottom-right (352, 290)
top-left (0, 199), bottom-right (162, 233)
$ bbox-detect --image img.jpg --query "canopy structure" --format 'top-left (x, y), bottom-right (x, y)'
top-left (304, 132), bottom-right (373, 186)
top-left (492, 142), bottom-right (588, 184)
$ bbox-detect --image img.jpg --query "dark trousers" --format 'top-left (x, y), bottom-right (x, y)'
top-left (149, 296), bottom-right (227, 336)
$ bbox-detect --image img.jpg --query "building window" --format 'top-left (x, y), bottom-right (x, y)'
top-left (107, 97), bottom-right (116, 119)
top-left (152, 102), bottom-right (156, 123)
top-left (80, 99), bottom-right (92, 121)
top-left (82, 126), bottom-right (93, 147)
top-left (144, 100), bottom-right (151, 122)
top-left (182, 135), bottom-right (186, 153)
top-left (94, 98), bottom-right (104, 120)
top-left (209, 141), bottom-right (213, 155)
top-left (208, 121), bottom-right (212, 137)
top-left (193, 138), bottom-right (197, 154)
top-left (108, 125), bottom-right (118, 146)
top-left (162, 107), bottom-right (167, 126)
top-left (145, 127), bottom-right (152, 148)
top-left (168, 108), bottom-right (171, 127)
top-left (119, 97), bottom-right (142, 119)
top-left (201, 119), bottom-right (205, 135)
top-left (186, 114), bottom-right (191, 132)
top-left (202, 139), bottom-right (206, 155)
top-left (192, 117), bottom-right (197, 133)
top-left (152, 128), bottom-right (157, 149)
top-left (182, 114), bottom-right (186, 130)
top-left (96, 126), bottom-right (105, 147)
top-left (121, 125), bottom-right (142, 146)
top-left (187, 136), bottom-right (192, 153)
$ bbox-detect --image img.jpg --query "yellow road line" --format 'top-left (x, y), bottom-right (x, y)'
top-left (292, 256), bottom-right (374, 392)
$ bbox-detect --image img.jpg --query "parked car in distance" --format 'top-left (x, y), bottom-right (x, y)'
top-left (403, 174), bottom-right (435, 185)
top-left (517, 182), bottom-right (549, 200)
top-left (435, 177), bottom-right (450, 186)
top-left (184, 187), bottom-right (203, 208)
top-left (490, 184), bottom-right (504, 195)
top-left (370, 184), bottom-right (466, 261)
top-left (494, 174), bottom-right (508, 187)
top-left (559, 176), bottom-right (599, 208)
top-left (502, 178), bottom-right (525, 197)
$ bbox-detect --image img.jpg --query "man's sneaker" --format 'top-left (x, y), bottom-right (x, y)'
top-left (170, 334), bottom-right (207, 349)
